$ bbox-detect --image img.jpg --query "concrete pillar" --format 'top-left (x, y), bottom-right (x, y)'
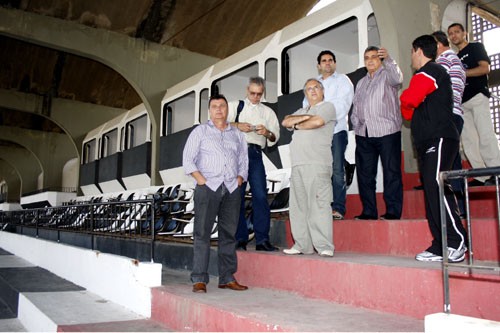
top-left (0, 126), bottom-right (77, 190)
top-left (371, 0), bottom-right (454, 173)
top-left (0, 159), bottom-right (21, 202)
top-left (0, 143), bottom-right (41, 195)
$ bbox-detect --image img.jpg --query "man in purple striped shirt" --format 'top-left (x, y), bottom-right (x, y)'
top-left (432, 31), bottom-right (466, 216)
top-left (183, 94), bottom-right (249, 293)
top-left (351, 46), bottom-right (404, 220)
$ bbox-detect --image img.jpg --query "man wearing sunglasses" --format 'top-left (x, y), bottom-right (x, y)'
top-left (228, 76), bottom-right (281, 252)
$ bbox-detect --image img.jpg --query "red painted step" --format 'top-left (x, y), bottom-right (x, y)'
top-left (151, 268), bottom-right (424, 332)
top-left (234, 251), bottom-right (500, 321)
top-left (332, 219), bottom-right (500, 262)
top-left (345, 187), bottom-right (499, 219)
top-left (281, 218), bottom-right (499, 262)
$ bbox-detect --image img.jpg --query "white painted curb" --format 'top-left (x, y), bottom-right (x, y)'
top-left (0, 231), bottom-right (161, 317)
top-left (425, 312), bottom-right (500, 333)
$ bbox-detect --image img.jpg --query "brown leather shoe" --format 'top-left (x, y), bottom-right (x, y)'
top-left (218, 280), bottom-right (248, 291)
top-left (192, 282), bottom-right (207, 293)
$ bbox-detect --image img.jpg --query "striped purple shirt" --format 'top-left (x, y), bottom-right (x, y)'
top-left (352, 56), bottom-right (403, 137)
top-left (436, 49), bottom-right (466, 117)
top-left (183, 120), bottom-right (248, 193)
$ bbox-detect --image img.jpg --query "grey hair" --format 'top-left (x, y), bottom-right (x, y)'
top-left (303, 78), bottom-right (324, 95)
top-left (248, 76), bottom-right (266, 90)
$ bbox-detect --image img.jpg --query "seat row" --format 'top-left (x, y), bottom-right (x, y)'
top-left (1, 171), bottom-right (291, 242)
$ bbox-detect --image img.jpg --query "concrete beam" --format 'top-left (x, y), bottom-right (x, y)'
top-left (0, 7), bottom-right (218, 185)
top-left (0, 89), bottom-right (125, 155)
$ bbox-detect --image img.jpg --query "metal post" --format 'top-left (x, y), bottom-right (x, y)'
top-left (150, 197), bottom-right (155, 263)
top-left (36, 209), bottom-right (39, 238)
top-left (464, 179), bottom-right (473, 266)
top-left (439, 172), bottom-right (451, 314)
top-left (90, 203), bottom-right (94, 250)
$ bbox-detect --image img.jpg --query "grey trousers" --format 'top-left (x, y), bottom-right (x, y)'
top-left (191, 183), bottom-right (241, 285)
top-left (289, 164), bottom-right (334, 254)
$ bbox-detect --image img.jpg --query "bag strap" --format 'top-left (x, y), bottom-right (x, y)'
top-left (235, 100), bottom-right (244, 123)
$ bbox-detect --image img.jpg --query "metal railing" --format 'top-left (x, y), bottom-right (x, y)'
top-left (0, 186), bottom-right (199, 261)
top-left (0, 196), bottom-right (163, 261)
top-left (439, 166), bottom-right (500, 314)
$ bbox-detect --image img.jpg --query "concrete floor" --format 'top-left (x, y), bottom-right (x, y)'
top-left (0, 248), bottom-right (171, 332)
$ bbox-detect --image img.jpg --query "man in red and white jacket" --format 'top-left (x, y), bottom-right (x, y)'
top-left (400, 35), bottom-right (468, 263)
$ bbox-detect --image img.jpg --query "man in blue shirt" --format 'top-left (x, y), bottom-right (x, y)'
top-left (183, 94), bottom-right (249, 293)
top-left (304, 51), bottom-right (354, 220)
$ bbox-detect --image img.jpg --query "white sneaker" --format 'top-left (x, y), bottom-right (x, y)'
top-left (447, 245), bottom-right (467, 263)
top-left (283, 248), bottom-right (302, 255)
top-left (319, 249), bottom-right (334, 257)
top-left (331, 210), bottom-right (344, 220)
top-left (415, 250), bottom-right (442, 262)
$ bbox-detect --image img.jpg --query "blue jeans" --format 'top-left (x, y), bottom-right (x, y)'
top-left (332, 130), bottom-right (348, 215)
top-left (191, 183), bottom-right (240, 285)
top-left (236, 144), bottom-right (270, 245)
top-left (355, 131), bottom-right (403, 218)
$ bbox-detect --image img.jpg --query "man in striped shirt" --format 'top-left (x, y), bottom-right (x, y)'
top-left (432, 31), bottom-right (466, 216)
top-left (183, 94), bottom-right (249, 293)
top-left (351, 46), bottom-right (404, 220)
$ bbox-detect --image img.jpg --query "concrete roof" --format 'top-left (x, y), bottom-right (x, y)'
top-left (0, 0), bottom-right (317, 110)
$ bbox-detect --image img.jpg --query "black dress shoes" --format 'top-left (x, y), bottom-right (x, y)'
top-left (484, 176), bottom-right (497, 186)
top-left (354, 214), bottom-right (377, 220)
top-left (236, 241), bottom-right (247, 251)
top-left (256, 241), bottom-right (278, 251)
top-left (380, 213), bottom-right (400, 220)
top-left (468, 179), bottom-right (485, 187)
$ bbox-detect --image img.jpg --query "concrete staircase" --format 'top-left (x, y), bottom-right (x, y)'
top-left (0, 245), bottom-right (171, 332)
top-left (0, 185), bottom-right (498, 331)
top-left (150, 186), bottom-right (500, 331)
top-left (152, 267), bottom-right (423, 332)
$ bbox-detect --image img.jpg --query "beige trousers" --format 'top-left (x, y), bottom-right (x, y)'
top-left (289, 164), bottom-right (334, 254)
top-left (461, 93), bottom-right (500, 182)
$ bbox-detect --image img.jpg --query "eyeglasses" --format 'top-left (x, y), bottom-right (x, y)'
top-left (248, 91), bottom-right (263, 97)
top-left (306, 85), bottom-right (322, 92)
top-left (364, 54), bottom-right (379, 61)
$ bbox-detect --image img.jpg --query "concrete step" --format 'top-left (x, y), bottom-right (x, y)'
top-left (58, 319), bottom-right (172, 332)
top-left (234, 250), bottom-right (500, 321)
top-left (345, 186), bottom-right (499, 219)
top-left (0, 249), bottom-right (171, 332)
top-left (277, 218), bottom-right (499, 262)
top-left (0, 318), bottom-right (26, 332)
top-left (333, 218), bottom-right (499, 261)
top-left (152, 268), bottom-right (424, 332)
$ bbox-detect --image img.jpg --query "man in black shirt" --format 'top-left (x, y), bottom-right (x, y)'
top-left (448, 23), bottom-right (499, 185)
top-left (400, 35), bottom-right (468, 263)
